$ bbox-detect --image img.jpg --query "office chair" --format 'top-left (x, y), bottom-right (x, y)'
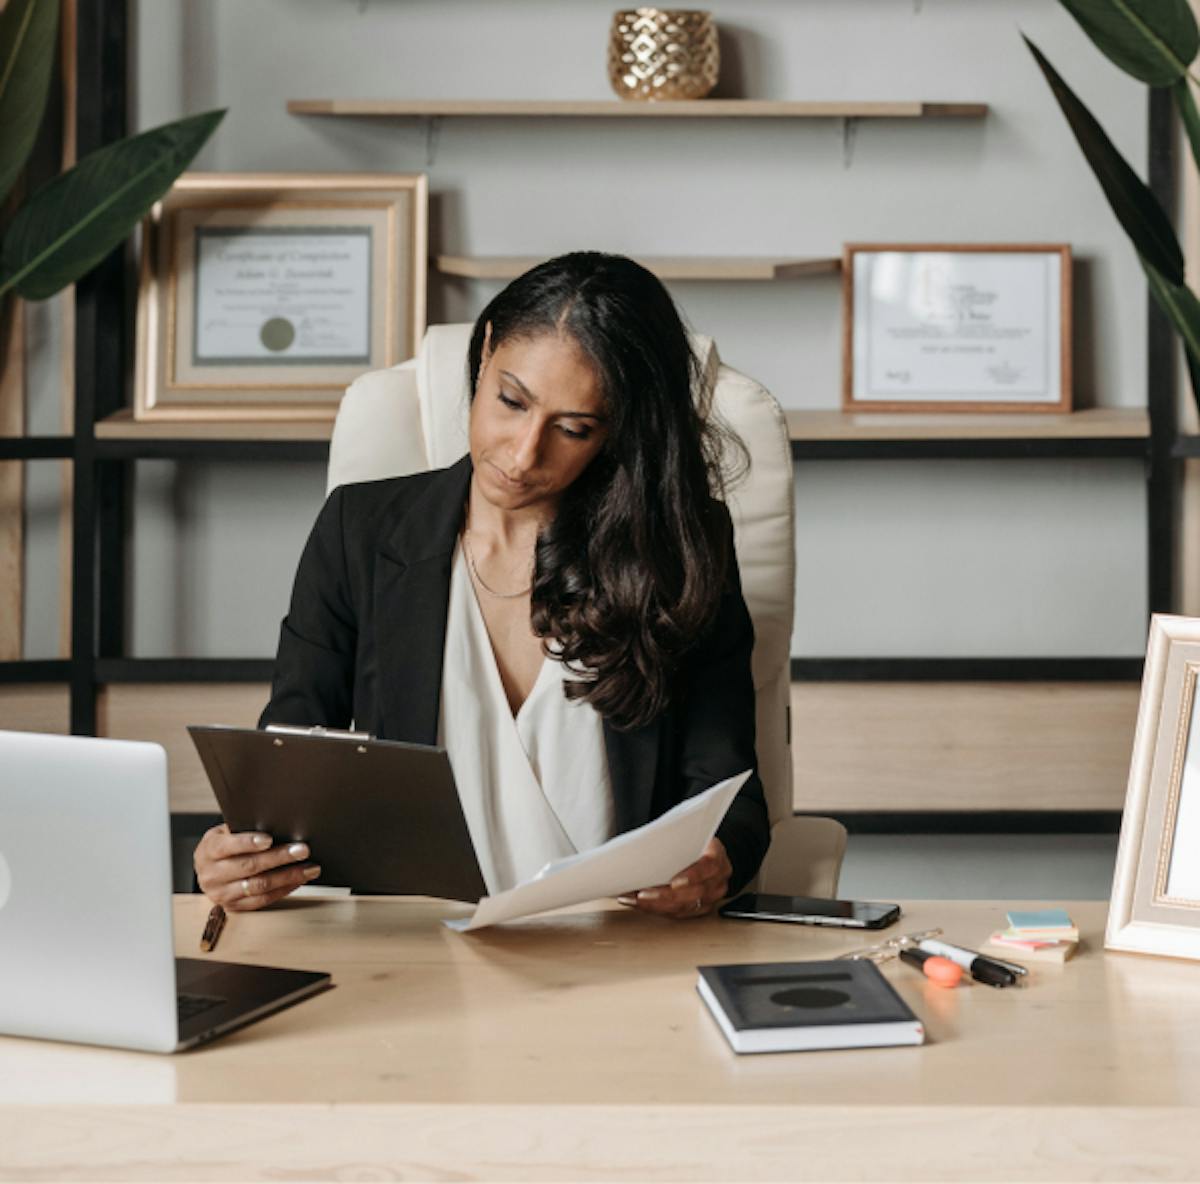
top-left (327, 323), bottom-right (847, 897)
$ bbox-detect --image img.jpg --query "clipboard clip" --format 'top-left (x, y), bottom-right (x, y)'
top-left (265, 724), bottom-right (374, 742)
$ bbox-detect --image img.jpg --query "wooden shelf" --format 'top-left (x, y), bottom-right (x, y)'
top-left (785, 408), bottom-right (1149, 442)
top-left (437, 255), bottom-right (839, 282)
top-left (289, 99), bottom-right (987, 120)
top-left (95, 408), bottom-right (1148, 446)
top-left (95, 411), bottom-right (333, 441)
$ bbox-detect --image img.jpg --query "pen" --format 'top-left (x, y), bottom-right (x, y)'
top-left (964, 947), bottom-right (1029, 978)
top-left (200, 904), bottom-right (226, 953)
top-left (918, 938), bottom-right (1019, 988)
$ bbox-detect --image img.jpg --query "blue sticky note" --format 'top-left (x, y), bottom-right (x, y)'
top-left (1007, 908), bottom-right (1073, 930)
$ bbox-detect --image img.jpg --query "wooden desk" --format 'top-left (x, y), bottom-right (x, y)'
top-left (3, 898), bottom-right (1200, 1181)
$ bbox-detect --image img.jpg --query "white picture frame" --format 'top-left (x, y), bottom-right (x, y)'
top-left (1107, 614), bottom-right (1200, 961)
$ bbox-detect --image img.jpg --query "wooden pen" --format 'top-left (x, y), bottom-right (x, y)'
top-left (199, 904), bottom-right (226, 953)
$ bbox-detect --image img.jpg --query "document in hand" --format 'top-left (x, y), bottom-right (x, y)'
top-left (445, 769), bottom-right (751, 932)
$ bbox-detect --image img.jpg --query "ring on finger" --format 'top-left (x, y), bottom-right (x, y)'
top-left (241, 878), bottom-right (251, 897)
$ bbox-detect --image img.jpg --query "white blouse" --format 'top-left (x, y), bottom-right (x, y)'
top-left (438, 543), bottom-right (615, 893)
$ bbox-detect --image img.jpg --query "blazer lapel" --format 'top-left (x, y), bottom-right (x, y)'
top-left (374, 455), bottom-right (473, 743)
top-left (604, 720), bottom-right (660, 835)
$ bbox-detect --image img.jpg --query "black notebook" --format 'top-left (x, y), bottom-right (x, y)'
top-left (696, 959), bottom-right (925, 1054)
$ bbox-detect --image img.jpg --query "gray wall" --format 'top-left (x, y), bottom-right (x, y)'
top-left (24, 0), bottom-right (1151, 662)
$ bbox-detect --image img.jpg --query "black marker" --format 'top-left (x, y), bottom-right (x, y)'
top-left (917, 939), bottom-right (1019, 988)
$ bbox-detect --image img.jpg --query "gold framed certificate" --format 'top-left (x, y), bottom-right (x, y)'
top-left (842, 243), bottom-right (1072, 414)
top-left (134, 173), bottom-right (427, 421)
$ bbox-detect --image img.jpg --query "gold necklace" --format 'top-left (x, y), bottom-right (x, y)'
top-left (462, 528), bottom-right (532, 599)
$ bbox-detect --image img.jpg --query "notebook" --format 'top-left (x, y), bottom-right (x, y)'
top-left (696, 959), bottom-right (925, 1054)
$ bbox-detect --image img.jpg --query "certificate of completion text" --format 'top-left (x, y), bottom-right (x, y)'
top-left (192, 228), bottom-right (372, 366)
top-left (852, 252), bottom-right (1062, 404)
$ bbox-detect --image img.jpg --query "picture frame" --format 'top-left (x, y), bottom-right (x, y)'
top-left (842, 243), bottom-right (1072, 414)
top-left (134, 173), bottom-right (427, 420)
top-left (1107, 614), bottom-right (1200, 962)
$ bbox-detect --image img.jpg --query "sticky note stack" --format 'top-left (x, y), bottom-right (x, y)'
top-left (982, 908), bottom-right (1079, 965)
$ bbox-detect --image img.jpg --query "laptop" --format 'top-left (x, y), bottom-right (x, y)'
top-left (0, 730), bottom-right (331, 1053)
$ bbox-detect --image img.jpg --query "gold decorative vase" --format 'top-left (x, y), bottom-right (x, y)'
top-left (608, 9), bottom-right (720, 101)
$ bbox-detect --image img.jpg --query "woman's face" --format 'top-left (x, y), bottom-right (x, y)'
top-left (469, 328), bottom-right (610, 516)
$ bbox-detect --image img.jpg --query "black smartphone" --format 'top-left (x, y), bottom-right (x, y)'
top-left (718, 893), bottom-right (901, 930)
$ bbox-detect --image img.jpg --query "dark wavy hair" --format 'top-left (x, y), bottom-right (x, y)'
top-left (467, 251), bottom-right (744, 731)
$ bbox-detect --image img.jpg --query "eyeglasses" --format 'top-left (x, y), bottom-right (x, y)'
top-left (835, 928), bottom-right (944, 965)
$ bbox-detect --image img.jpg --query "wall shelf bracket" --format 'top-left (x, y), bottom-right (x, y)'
top-left (424, 116), bottom-right (442, 167)
top-left (841, 117), bottom-right (859, 169)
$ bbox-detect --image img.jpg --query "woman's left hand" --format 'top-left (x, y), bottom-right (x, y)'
top-left (617, 837), bottom-right (732, 919)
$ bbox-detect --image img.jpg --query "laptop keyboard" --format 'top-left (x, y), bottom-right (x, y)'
top-left (177, 992), bottom-right (226, 1025)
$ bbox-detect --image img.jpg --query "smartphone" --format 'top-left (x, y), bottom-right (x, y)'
top-left (718, 893), bottom-right (901, 930)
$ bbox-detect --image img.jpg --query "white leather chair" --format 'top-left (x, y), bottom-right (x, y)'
top-left (328, 323), bottom-right (846, 896)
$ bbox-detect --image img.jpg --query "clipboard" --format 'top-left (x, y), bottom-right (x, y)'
top-left (187, 724), bottom-right (487, 901)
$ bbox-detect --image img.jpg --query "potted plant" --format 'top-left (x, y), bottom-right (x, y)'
top-left (0, 0), bottom-right (223, 305)
top-left (1025, 0), bottom-right (1200, 409)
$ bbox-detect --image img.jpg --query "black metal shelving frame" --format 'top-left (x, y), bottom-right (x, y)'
top-left (790, 437), bottom-right (1150, 461)
top-left (0, 7), bottom-right (1176, 835)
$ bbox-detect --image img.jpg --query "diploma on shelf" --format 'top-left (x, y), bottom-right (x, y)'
top-left (134, 173), bottom-right (427, 421)
top-left (192, 228), bottom-right (372, 365)
top-left (843, 244), bottom-right (1071, 413)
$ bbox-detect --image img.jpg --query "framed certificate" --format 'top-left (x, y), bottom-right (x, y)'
top-left (1108, 615), bottom-right (1200, 964)
top-left (843, 244), bottom-right (1072, 413)
top-left (134, 173), bottom-right (427, 420)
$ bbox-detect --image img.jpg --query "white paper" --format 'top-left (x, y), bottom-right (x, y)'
top-left (852, 251), bottom-right (1061, 403)
top-left (445, 769), bottom-right (751, 932)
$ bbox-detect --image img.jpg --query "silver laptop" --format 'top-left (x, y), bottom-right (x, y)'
top-left (0, 730), bottom-right (331, 1053)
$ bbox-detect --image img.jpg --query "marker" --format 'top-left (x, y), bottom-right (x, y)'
top-left (918, 939), bottom-right (1018, 988)
top-left (920, 937), bottom-right (1026, 978)
top-left (899, 948), bottom-right (962, 987)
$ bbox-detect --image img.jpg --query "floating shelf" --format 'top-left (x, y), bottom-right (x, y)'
top-left (95, 411), bottom-right (333, 441)
top-left (437, 255), bottom-right (840, 282)
top-left (288, 99), bottom-right (988, 120)
top-left (785, 408), bottom-right (1149, 442)
top-left (94, 408), bottom-right (1148, 448)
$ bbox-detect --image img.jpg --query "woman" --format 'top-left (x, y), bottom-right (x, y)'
top-left (195, 252), bottom-right (770, 918)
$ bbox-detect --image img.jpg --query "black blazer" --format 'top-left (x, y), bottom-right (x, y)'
top-left (260, 455), bottom-right (770, 892)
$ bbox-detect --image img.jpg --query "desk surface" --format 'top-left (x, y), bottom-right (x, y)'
top-left (4, 897), bottom-right (1200, 1181)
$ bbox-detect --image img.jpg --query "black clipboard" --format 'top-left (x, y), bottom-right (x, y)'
top-left (188, 724), bottom-right (487, 902)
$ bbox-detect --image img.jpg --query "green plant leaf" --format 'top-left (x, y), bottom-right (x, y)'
top-left (1142, 257), bottom-right (1200, 416)
top-left (1185, 335), bottom-right (1200, 420)
top-left (1025, 35), bottom-right (1184, 284)
top-left (1058, 0), bottom-right (1198, 86)
top-left (0, 0), bottom-right (59, 207)
top-left (0, 108), bottom-right (225, 301)
top-left (1174, 77), bottom-right (1200, 176)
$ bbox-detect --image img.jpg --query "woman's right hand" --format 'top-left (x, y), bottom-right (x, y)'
top-left (194, 823), bottom-right (321, 911)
